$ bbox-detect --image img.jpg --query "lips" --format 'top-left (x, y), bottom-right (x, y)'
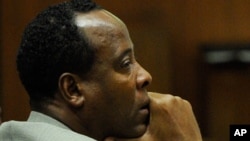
top-left (140, 106), bottom-right (149, 115)
top-left (139, 103), bottom-right (150, 125)
top-left (137, 92), bottom-right (150, 124)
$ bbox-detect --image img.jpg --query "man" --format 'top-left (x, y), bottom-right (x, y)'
top-left (0, 0), bottom-right (202, 140)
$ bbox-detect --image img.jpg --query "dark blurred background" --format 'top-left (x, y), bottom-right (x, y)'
top-left (1, 1), bottom-right (250, 141)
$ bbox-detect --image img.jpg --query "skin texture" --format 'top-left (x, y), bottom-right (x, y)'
top-left (105, 92), bottom-right (203, 141)
top-left (40, 9), bottom-right (202, 141)
top-left (45, 9), bottom-right (152, 141)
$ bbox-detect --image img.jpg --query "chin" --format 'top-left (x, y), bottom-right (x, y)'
top-left (113, 120), bottom-right (149, 138)
top-left (129, 124), bottom-right (148, 138)
top-left (131, 114), bottom-right (149, 137)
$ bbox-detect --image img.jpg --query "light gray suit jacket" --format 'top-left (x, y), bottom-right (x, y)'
top-left (0, 111), bottom-right (96, 141)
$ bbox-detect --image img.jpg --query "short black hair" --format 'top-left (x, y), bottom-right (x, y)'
top-left (16, 0), bottom-right (100, 106)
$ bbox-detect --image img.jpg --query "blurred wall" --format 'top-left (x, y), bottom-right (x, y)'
top-left (0, 0), bottom-right (67, 121)
top-left (1, 1), bottom-right (250, 141)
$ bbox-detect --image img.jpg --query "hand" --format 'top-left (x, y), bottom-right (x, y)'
top-left (105, 92), bottom-right (202, 141)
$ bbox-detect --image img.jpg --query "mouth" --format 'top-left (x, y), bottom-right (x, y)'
top-left (138, 92), bottom-right (150, 125)
top-left (140, 103), bottom-right (150, 125)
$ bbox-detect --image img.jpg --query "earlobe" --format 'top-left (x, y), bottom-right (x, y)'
top-left (58, 73), bottom-right (85, 107)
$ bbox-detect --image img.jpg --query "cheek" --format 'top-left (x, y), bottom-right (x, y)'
top-left (102, 77), bottom-right (137, 116)
top-left (91, 67), bottom-right (139, 117)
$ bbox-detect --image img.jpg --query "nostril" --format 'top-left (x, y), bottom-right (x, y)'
top-left (141, 81), bottom-right (149, 88)
top-left (136, 63), bottom-right (152, 89)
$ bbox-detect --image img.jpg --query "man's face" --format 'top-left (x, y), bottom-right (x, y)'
top-left (75, 10), bottom-right (152, 139)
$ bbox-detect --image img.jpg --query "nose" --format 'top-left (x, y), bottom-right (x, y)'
top-left (136, 63), bottom-right (152, 89)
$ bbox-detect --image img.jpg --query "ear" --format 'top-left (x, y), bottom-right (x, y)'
top-left (58, 73), bottom-right (85, 107)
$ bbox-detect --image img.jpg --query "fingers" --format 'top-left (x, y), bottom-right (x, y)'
top-left (147, 92), bottom-right (202, 141)
top-left (104, 92), bottom-right (202, 141)
top-left (148, 92), bottom-right (191, 113)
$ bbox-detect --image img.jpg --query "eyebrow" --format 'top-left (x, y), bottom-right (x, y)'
top-left (118, 48), bottom-right (133, 60)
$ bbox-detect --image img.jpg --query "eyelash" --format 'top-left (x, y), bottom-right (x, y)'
top-left (120, 59), bottom-right (132, 69)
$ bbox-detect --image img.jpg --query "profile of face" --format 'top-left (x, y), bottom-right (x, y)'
top-left (74, 9), bottom-right (152, 139)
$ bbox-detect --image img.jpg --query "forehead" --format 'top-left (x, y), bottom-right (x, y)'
top-left (75, 9), bottom-right (128, 47)
top-left (74, 9), bottom-right (133, 60)
top-left (75, 9), bottom-right (123, 28)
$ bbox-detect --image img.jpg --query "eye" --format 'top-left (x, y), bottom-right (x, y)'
top-left (120, 59), bottom-right (132, 69)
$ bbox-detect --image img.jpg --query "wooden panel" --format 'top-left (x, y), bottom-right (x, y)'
top-left (0, 0), bottom-right (64, 121)
top-left (204, 67), bottom-right (250, 141)
top-left (1, 1), bottom-right (250, 141)
top-left (1, 0), bottom-right (30, 121)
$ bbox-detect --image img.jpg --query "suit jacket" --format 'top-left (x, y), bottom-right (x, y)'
top-left (0, 111), bottom-right (96, 141)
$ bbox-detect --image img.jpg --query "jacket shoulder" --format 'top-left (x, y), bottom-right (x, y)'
top-left (0, 121), bottom-right (96, 141)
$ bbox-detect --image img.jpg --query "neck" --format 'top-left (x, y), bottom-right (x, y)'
top-left (36, 98), bottom-right (105, 140)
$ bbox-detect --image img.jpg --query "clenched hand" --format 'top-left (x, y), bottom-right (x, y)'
top-left (105, 92), bottom-right (202, 141)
